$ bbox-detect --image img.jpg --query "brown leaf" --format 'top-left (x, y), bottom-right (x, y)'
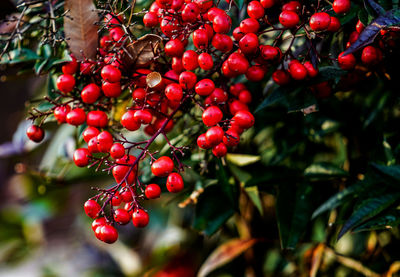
top-left (64, 0), bottom-right (99, 60)
top-left (0, 13), bottom-right (21, 34)
top-left (122, 34), bottom-right (162, 68)
top-left (197, 238), bottom-right (257, 277)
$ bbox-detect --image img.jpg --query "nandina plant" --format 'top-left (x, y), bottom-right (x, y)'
top-left (1, 0), bottom-right (400, 273)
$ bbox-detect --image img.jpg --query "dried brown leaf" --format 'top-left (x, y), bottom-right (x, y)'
top-left (0, 13), bottom-right (21, 34)
top-left (123, 34), bottom-right (162, 68)
top-left (64, 0), bottom-right (99, 60)
top-left (197, 238), bottom-right (257, 277)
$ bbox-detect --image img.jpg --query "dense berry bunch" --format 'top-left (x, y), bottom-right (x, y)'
top-left (25, 0), bottom-right (398, 243)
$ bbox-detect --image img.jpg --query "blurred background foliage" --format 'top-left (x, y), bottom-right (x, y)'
top-left (1, 0), bottom-right (400, 276)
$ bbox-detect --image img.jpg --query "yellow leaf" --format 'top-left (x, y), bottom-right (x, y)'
top-left (226, 154), bottom-right (260, 167)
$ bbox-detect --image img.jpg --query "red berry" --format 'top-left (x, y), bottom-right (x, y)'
top-left (165, 83), bottom-right (183, 101)
top-left (228, 53), bottom-right (249, 75)
top-left (132, 209), bottom-right (149, 228)
top-left (172, 57), bottom-right (184, 73)
top-left (81, 83), bottom-right (101, 104)
top-left (166, 172), bottom-right (184, 193)
top-left (260, 0), bottom-right (274, 8)
top-left (193, 29), bottom-right (209, 49)
top-left (92, 217), bottom-right (106, 232)
top-left (239, 33), bottom-right (259, 55)
top-left (212, 33), bottom-right (233, 53)
top-left (356, 20), bottom-right (365, 33)
top-left (165, 39), bottom-right (185, 57)
top-left (100, 225), bottom-right (118, 243)
top-left (83, 127), bottom-right (100, 143)
top-left (209, 88), bottom-right (228, 104)
top-left (26, 125), bottom-right (44, 142)
top-left (179, 71), bottom-right (197, 89)
top-left (232, 110), bottom-right (255, 129)
top-left (309, 12), bottom-right (331, 31)
top-left (207, 7), bottom-right (224, 21)
top-left (230, 83), bottom-right (247, 96)
top-left (62, 56), bottom-right (78, 75)
top-left (182, 2), bottom-right (200, 22)
top-left (289, 61), bottom-right (308, 80)
top-left (88, 137), bottom-right (100, 154)
top-left (223, 129), bottom-right (240, 147)
top-left (145, 184), bottom-right (161, 199)
top-left (233, 27), bottom-right (245, 41)
top-left (86, 110), bottom-right (108, 128)
top-left (260, 45), bottom-right (280, 61)
top-left (101, 65), bottom-right (121, 83)
top-left (239, 18), bottom-right (260, 34)
top-left (182, 50), bottom-right (199, 71)
top-left (212, 143), bottom-right (228, 157)
top-left (303, 61), bottom-right (318, 77)
top-left (202, 106), bottom-right (223, 126)
top-left (338, 52), bottom-right (356, 70)
top-left (229, 99), bottom-right (249, 115)
top-left (197, 133), bottom-right (212, 149)
top-left (102, 82), bottom-right (122, 98)
top-left (151, 156), bottom-right (174, 177)
top-left (66, 108), bottom-right (86, 126)
top-left (361, 46), bottom-right (378, 65)
top-left (198, 53), bottom-right (214, 70)
top-left (121, 110), bottom-right (141, 131)
top-left (73, 148), bottom-right (91, 167)
top-left (282, 1), bottom-right (301, 12)
top-left (246, 65), bottom-right (265, 81)
top-left (212, 13), bottom-right (232, 33)
top-left (114, 208), bottom-right (131, 225)
top-left (134, 110), bottom-right (153, 125)
top-left (332, 0), bottom-right (351, 14)
top-left (272, 69), bottom-right (291, 85)
top-left (205, 126), bottom-right (224, 146)
top-left (143, 12), bottom-right (158, 27)
top-left (56, 74), bottom-right (75, 93)
top-left (84, 199), bottom-right (101, 218)
top-left (247, 1), bottom-right (265, 19)
top-left (120, 189), bottom-right (133, 203)
top-left (279, 11), bottom-right (299, 28)
top-left (327, 16), bottom-right (341, 32)
top-left (238, 89), bottom-right (252, 104)
top-left (97, 131), bottom-right (114, 153)
top-left (54, 105), bottom-right (71, 124)
top-left (110, 143), bottom-right (125, 159)
top-left (195, 79), bottom-right (215, 96)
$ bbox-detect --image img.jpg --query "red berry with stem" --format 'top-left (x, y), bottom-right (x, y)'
top-left (100, 225), bottom-right (118, 244)
top-left (102, 82), bottom-right (122, 98)
top-left (233, 110), bottom-right (255, 129)
top-left (223, 129), bottom-right (240, 147)
top-left (202, 106), bottom-right (223, 126)
top-left (192, 29), bottom-right (209, 49)
top-left (101, 65), bottom-right (121, 83)
top-left (145, 184), bottom-right (162, 199)
top-left (73, 148), bottom-right (91, 167)
top-left (279, 11), bottom-right (299, 28)
top-left (197, 133), bottom-right (212, 149)
top-left (54, 105), bottom-right (71, 124)
top-left (86, 111), bottom-right (108, 128)
top-left (151, 156), bottom-right (174, 177)
top-left (114, 208), bottom-right (131, 225)
top-left (66, 108), bottom-right (86, 126)
top-left (56, 74), bottom-right (75, 93)
top-left (26, 125), bottom-right (44, 142)
top-left (212, 33), bottom-right (233, 52)
top-left (182, 2), bottom-right (200, 22)
top-left (289, 61), bottom-right (308, 80)
top-left (309, 12), bottom-right (331, 31)
top-left (62, 56), bottom-right (78, 75)
top-left (132, 209), bottom-right (149, 228)
top-left (182, 50), bottom-right (199, 71)
top-left (84, 199), bottom-right (101, 218)
top-left (247, 1), bottom-right (265, 19)
top-left (239, 33), bottom-right (259, 55)
top-left (205, 126), bottom-right (224, 146)
top-left (166, 172), bottom-right (184, 193)
top-left (179, 71), bottom-right (197, 89)
top-left (81, 83), bottom-right (101, 104)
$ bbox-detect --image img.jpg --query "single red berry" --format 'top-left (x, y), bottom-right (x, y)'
top-left (246, 65), bottom-right (265, 81)
top-left (56, 74), bottom-right (75, 93)
top-left (172, 57), bottom-right (184, 73)
top-left (327, 16), bottom-right (341, 32)
top-left (120, 189), bottom-right (133, 203)
top-left (209, 88), bottom-right (228, 104)
top-left (198, 53), bottom-right (214, 70)
top-left (229, 100), bottom-right (249, 115)
top-left (84, 199), bottom-right (101, 218)
top-left (239, 33), bottom-right (259, 55)
top-left (26, 125), bottom-right (44, 142)
top-left (54, 105), bottom-right (71, 124)
top-left (205, 126), bottom-right (224, 146)
top-left (212, 143), bottom-right (228, 157)
top-left (100, 225), bottom-right (118, 243)
top-left (197, 133), bottom-right (212, 149)
top-left (80, 62), bottom-right (94, 75)
top-left (165, 39), bottom-right (185, 57)
top-left (166, 172), bottom-right (184, 193)
top-left (230, 83), bottom-right (247, 96)
top-left (193, 29), bottom-right (209, 49)
top-left (134, 110), bottom-right (153, 125)
top-left (289, 61), bottom-right (308, 80)
top-left (282, 1), bottom-right (301, 12)
top-left (228, 53), bottom-right (249, 75)
top-left (121, 110), bottom-right (141, 131)
top-left (303, 61), bottom-right (319, 77)
top-left (279, 11), bottom-right (299, 28)
top-left (97, 131), bottom-right (114, 153)
top-left (232, 110), bottom-right (255, 129)
top-left (239, 18), bottom-right (260, 34)
top-left (88, 137), bottom-right (100, 154)
top-left (195, 79), bottom-right (215, 96)
top-left (165, 83), bottom-right (183, 101)
top-left (260, 45), bottom-right (280, 61)
top-left (132, 209), bottom-right (149, 228)
top-left (101, 65), bottom-right (121, 83)
top-left (151, 156), bottom-right (174, 177)
top-left (356, 20), bottom-right (365, 33)
top-left (182, 50), bottom-right (199, 71)
top-left (207, 7), bottom-right (224, 21)
top-left (81, 83), bottom-right (101, 104)
top-left (102, 81), bottom-right (122, 98)
top-left (212, 33), bottom-right (233, 53)
top-left (179, 71), bottom-right (197, 89)
top-left (202, 106), bottom-right (223, 126)
top-left (332, 0), bottom-right (351, 14)
top-left (86, 110), bottom-right (108, 128)
top-left (212, 13), bottom-right (232, 33)
top-left (272, 69), bottom-right (291, 85)
top-left (83, 127), bottom-right (100, 143)
top-left (110, 143), bottom-right (125, 159)
top-left (182, 2), bottom-right (200, 22)
top-left (238, 89), bottom-right (252, 104)
top-left (114, 208), bottom-right (131, 225)
top-left (73, 148), bottom-right (91, 167)
top-left (143, 12), bottom-right (158, 27)
top-left (361, 46), bottom-right (378, 65)
top-left (62, 56), bottom-right (78, 75)
top-left (309, 12), bottom-right (331, 31)
top-left (338, 52), bottom-right (356, 70)
top-left (260, 0), bottom-right (274, 8)
top-left (92, 217), bottom-right (106, 232)
top-left (66, 108), bottom-right (86, 126)
top-left (223, 129), bottom-right (240, 147)
top-left (145, 184), bottom-right (162, 199)
top-left (247, 1), bottom-right (265, 19)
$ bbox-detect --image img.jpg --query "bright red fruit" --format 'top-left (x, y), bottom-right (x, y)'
top-left (338, 52), bottom-right (356, 70)
top-left (151, 156), bottom-right (174, 177)
top-left (233, 111), bottom-right (255, 129)
top-left (195, 79), bottom-right (215, 96)
top-left (212, 33), bottom-right (233, 52)
top-left (309, 12), bottom-right (331, 31)
top-left (165, 83), bottom-right (183, 101)
top-left (26, 125), bottom-right (44, 142)
top-left (132, 209), bottom-right (149, 228)
top-left (92, 217), bottom-right (106, 232)
top-left (86, 111), bottom-right (108, 128)
top-left (247, 1), bottom-right (265, 19)
top-left (289, 61), bottom-right (308, 80)
top-left (166, 172), bottom-right (184, 193)
top-left (239, 33), bottom-right (259, 55)
top-left (202, 106), bottom-right (223, 126)
top-left (179, 71), bottom-right (197, 89)
top-left (165, 39), bottom-right (185, 57)
top-left (212, 13), bottom-right (232, 33)
top-left (198, 53), bottom-right (214, 70)
top-left (145, 184), bottom-right (162, 199)
top-left (182, 50), bottom-right (199, 71)
top-left (97, 131), bottom-right (114, 152)
top-left (361, 46), bottom-right (378, 65)
top-left (205, 126), bottom-right (224, 146)
top-left (83, 127), bottom-right (100, 143)
top-left (332, 0), bottom-right (351, 14)
top-left (101, 65), bottom-right (121, 83)
top-left (134, 110), bottom-right (153, 125)
top-left (212, 143), bottom-right (228, 157)
top-left (121, 110), bottom-right (141, 131)
top-left (66, 108), bottom-right (86, 126)
top-left (193, 29), bottom-right (208, 49)
top-left (54, 105), bottom-right (71, 124)
top-left (143, 12), bottom-right (158, 27)
top-left (84, 199), bottom-right (101, 218)
top-left (239, 18), bottom-right (260, 34)
top-left (81, 83), bottom-right (101, 104)
top-left (197, 133), bottom-right (212, 149)
top-left (272, 69), bottom-right (291, 85)
top-left (56, 74), bottom-right (75, 93)
top-left (110, 143), bottom-right (125, 159)
top-left (102, 82), bottom-right (122, 98)
top-left (279, 11), bottom-right (299, 28)
top-left (100, 225), bottom-right (118, 243)
top-left (114, 208), bottom-right (131, 225)
top-left (73, 148), bottom-right (91, 167)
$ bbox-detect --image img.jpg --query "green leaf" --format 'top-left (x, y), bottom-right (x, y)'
top-left (353, 209), bottom-right (400, 232)
top-left (371, 163), bottom-right (400, 181)
top-left (226, 154), bottom-right (260, 167)
top-left (276, 182), bottom-right (315, 249)
top-left (365, 0), bottom-right (386, 15)
top-left (255, 86), bottom-right (293, 113)
top-left (338, 193), bottom-right (400, 239)
top-left (0, 48), bottom-right (40, 64)
top-left (304, 162), bottom-right (349, 179)
top-left (245, 186), bottom-right (264, 215)
top-left (313, 66), bottom-right (347, 83)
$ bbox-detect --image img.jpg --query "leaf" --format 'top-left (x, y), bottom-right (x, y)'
top-left (64, 0), bottom-right (99, 60)
top-left (365, 0), bottom-right (386, 15)
top-left (338, 193), bottom-right (400, 239)
top-left (371, 163), bottom-right (400, 181)
top-left (197, 238), bottom-right (257, 277)
top-left (343, 9), bottom-right (400, 56)
top-left (122, 34), bottom-right (162, 68)
top-left (0, 48), bottom-right (40, 64)
top-left (313, 66), bottom-right (347, 83)
top-left (276, 182), bottom-right (315, 249)
top-left (305, 162), bottom-right (349, 179)
top-left (226, 154), bottom-right (260, 167)
top-left (255, 86), bottom-right (302, 113)
top-left (353, 209), bottom-right (400, 232)
top-left (245, 186), bottom-right (264, 215)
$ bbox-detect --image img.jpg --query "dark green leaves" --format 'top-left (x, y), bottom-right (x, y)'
top-left (0, 48), bottom-right (39, 64)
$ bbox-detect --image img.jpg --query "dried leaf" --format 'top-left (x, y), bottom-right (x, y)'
top-left (64, 0), bottom-right (99, 60)
top-left (146, 71), bottom-right (162, 88)
top-left (197, 238), bottom-right (257, 277)
top-left (123, 34), bottom-right (162, 68)
top-left (0, 13), bottom-right (21, 34)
